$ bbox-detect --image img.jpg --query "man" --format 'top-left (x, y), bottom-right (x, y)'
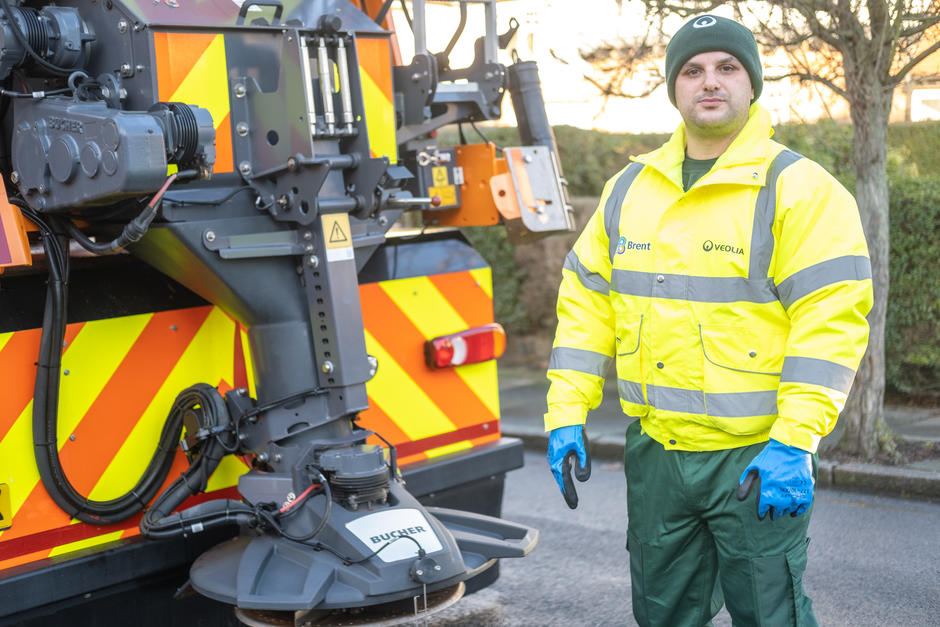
top-left (545, 14), bottom-right (873, 627)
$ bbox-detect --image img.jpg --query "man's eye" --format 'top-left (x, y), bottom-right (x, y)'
top-left (684, 68), bottom-right (700, 76)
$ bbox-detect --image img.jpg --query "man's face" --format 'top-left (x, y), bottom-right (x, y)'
top-left (674, 51), bottom-right (753, 141)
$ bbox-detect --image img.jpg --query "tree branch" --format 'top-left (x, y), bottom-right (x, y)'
top-left (767, 71), bottom-right (850, 99)
top-left (898, 14), bottom-right (940, 37)
top-left (581, 73), bottom-right (664, 100)
top-left (892, 37), bottom-right (940, 82)
top-left (642, 0), bottom-right (725, 18)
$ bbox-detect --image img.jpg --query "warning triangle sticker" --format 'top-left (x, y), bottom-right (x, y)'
top-left (329, 220), bottom-right (348, 244)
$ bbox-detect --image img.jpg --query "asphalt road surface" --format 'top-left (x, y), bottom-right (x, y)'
top-left (431, 451), bottom-right (940, 626)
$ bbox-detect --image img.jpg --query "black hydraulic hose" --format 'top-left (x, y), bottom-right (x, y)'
top-left (142, 499), bottom-right (256, 539)
top-left (140, 385), bottom-right (250, 538)
top-left (373, 0), bottom-right (394, 24)
top-left (67, 173), bottom-right (181, 255)
top-left (16, 206), bottom-right (189, 525)
top-left (440, 1), bottom-right (467, 65)
top-left (0, 0), bottom-right (83, 77)
top-left (398, 0), bottom-right (412, 29)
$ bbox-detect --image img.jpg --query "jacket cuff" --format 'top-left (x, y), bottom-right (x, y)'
top-left (769, 419), bottom-right (821, 454)
top-left (544, 404), bottom-right (588, 432)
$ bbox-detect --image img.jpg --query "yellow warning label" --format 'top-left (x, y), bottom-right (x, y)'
top-left (432, 166), bottom-right (449, 188)
top-left (428, 185), bottom-right (458, 207)
top-left (323, 214), bottom-right (352, 250)
top-left (0, 483), bottom-right (11, 530)
top-left (322, 213), bottom-right (354, 263)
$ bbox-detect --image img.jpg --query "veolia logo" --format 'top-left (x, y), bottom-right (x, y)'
top-left (692, 15), bottom-right (717, 28)
top-left (703, 239), bottom-right (745, 255)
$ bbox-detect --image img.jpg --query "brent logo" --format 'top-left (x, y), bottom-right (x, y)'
top-left (692, 15), bottom-right (717, 28)
top-left (616, 236), bottom-right (651, 254)
top-left (703, 239), bottom-right (744, 255)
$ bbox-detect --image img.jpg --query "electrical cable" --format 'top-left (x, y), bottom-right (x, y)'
top-left (241, 387), bottom-right (327, 422)
top-left (369, 428), bottom-right (400, 480)
top-left (65, 173), bottom-right (181, 255)
top-left (471, 121), bottom-right (503, 151)
top-left (373, 0), bottom-right (394, 25)
top-left (258, 471), bottom-right (333, 543)
top-left (162, 186), bottom-right (254, 207)
top-left (279, 482), bottom-right (320, 515)
top-left (439, 1), bottom-right (467, 66)
top-left (140, 385), bottom-right (249, 537)
top-left (399, 0), bottom-right (412, 29)
top-left (19, 205), bottom-right (190, 524)
top-left (0, 86), bottom-right (71, 98)
top-left (0, 0), bottom-right (85, 76)
top-left (18, 197), bottom-right (247, 529)
top-left (317, 530), bottom-right (425, 566)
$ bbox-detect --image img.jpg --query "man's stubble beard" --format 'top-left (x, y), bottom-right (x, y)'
top-left (685, 103), bottom-right (749, 141)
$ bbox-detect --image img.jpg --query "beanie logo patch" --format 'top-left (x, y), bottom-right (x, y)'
top-left (692, 15), bottom-right (717, 28)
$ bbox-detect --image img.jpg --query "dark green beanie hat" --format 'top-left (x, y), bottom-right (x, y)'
top-left (665, 14), bottom-right (762, 106)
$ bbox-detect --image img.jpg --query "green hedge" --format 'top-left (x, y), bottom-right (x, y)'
top-left (886, 176), bottom-right (940, 398)
top-left (449, 120), bottom-right (940, 398)
top-left (443, 120), bottom-right (940, 196)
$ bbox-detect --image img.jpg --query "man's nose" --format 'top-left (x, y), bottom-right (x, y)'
top-left (703, 69), bottom-right (721, 89)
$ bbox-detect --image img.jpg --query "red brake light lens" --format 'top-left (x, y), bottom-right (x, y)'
top-left (425, 323), bottom-right (506, 368)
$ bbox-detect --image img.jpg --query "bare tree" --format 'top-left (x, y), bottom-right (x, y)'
top-left (583, 0), bottom-right (940, 458)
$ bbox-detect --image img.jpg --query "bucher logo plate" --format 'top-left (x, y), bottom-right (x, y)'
top-left (345, 508), bottom-right (443, 563)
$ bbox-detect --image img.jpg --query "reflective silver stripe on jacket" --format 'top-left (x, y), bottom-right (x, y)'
top-left (611, 270), bottom-right (778, 303)
top-left (550, 346), bottom-right (612, 378)
top-left (620, 381), bottom-right (778, 417)
top-left (749, 150), bottom-right (803, 280)
top-left (618, 379), bottom-right (645, 405)
top-left (605, 162), bottom-right (645, 261)
top-left (776, 255), bottom-right (872, 309)
top-left (564, 250), bottom-right (610, 295)
top-left (781, 355), bottom-right (856, 394)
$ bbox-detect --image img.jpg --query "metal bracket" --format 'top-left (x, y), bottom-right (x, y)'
top-left (393, 53), bottom-right (438, 127)
top-left (202, 228), bottom-right (307, 259)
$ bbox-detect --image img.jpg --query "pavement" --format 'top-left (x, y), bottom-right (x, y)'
top-left (496, 365), bottom-right (940, 501)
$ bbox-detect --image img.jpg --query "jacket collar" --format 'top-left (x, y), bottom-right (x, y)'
top-left (633, 103), bottom-right (777, 189)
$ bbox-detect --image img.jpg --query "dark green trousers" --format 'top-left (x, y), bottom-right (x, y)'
top-left (624, 420), bottom-right (818, 627)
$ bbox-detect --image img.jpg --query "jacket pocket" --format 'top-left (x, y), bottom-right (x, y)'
top-left (616, 314), bottom-right (643, 356)
top-left (699, 323), bottom-right (784, 375)
top-left (615, 314), bottom-right (645, 408)
top-left (700, 323), bottom-right (784, 434)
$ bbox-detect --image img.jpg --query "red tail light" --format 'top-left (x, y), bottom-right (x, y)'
top-left (425, 323), bottom-right (506, 368)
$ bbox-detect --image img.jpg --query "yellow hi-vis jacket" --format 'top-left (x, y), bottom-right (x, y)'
top-left (545, 104), bottom-right (873, 453)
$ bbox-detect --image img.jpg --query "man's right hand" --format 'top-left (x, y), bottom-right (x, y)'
top-left (547, 425), bottom-right (591, 509)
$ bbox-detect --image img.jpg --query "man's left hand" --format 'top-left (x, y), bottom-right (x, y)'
top-left (736, 439), bottom-right (814, 520)
top-left (547, 425), bottom-right (591, 509)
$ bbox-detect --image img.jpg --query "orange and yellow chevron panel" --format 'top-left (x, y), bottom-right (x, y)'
top-left (0, 268), bottom-right (500, 568)
top-left (0, 306), bottom-right (250, 569)
top-left (153, 32), bottom-right (234, 173)
top-left (356, 35), bottom-right (397, 163)
top-left (358, 267), bottom-right (501, 466)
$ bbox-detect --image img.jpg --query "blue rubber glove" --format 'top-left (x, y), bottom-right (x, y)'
top-left (737, 439), bottom-right (814, 520)
top-left (547, 425), bottom-right (591, 509)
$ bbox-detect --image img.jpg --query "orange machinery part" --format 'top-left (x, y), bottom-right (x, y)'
top-left (423, 142), bottom-right (522, 227)
top-left (0, 178), bottom-right (32, 271)
top-left (355, 0), bottom-right (403, 65)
